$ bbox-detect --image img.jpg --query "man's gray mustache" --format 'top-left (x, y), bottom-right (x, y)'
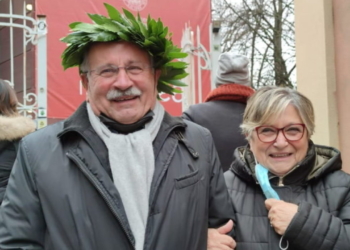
top-left (106, 88), bottom-right (142, 100)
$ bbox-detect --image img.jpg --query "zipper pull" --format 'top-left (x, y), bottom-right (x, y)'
top-left (278, 177), bottom-right (284, 186)
top-left (279, 235), bottom-right (289, 250)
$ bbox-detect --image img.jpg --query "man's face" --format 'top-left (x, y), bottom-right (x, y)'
top-left (81, 41), bottom-right (160, 124)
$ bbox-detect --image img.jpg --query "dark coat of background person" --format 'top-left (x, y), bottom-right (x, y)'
top-left (0, 116), bottom-right (35, 203)
top-left (183, 53), bottom-right (254, 171)
top-left (225, 142), bottom-right (350, 250)
top-left (0, 78), bottom-right (36, 204)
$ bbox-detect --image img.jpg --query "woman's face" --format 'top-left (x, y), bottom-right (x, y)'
top-left (249, 104), bottom-right (309, 177)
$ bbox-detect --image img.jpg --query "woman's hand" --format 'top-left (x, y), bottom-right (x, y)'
top-left (265, 199), bottom-right (298, 235)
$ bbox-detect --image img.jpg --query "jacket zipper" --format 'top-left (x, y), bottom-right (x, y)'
top-left (67, 152), bottom-right (135, 249)
top-left (276, 164), bottom-right (300, 186)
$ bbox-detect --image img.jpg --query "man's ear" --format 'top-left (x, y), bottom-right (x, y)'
top-left (155, 69), bottom-right (162, 80)
top-left (80, 73), bottom-right (89, 90)
top-left (80, 74), bottom-right (90, 102)
top-left (153, 69), bottom-right (162, 93)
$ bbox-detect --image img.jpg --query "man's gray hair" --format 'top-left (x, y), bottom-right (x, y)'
top-left (79, 47), bottom-right (91, 74)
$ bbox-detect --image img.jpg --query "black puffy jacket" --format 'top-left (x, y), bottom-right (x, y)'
top-left (225, 142), bottom-right (350, 250)
top-left (0, 102), bottom-right (234, 250)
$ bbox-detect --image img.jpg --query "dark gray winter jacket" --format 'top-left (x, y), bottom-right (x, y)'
top-left (0, 102), bottom-right (234, 250)
top-left (183, 100), bottom-right (247, 172)
top-left (225, 142), bottom-right (350, 250)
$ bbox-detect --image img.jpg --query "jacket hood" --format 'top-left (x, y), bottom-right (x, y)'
top-left (230, 140), bottom-right (342, 185)
top-left (0, 115), bottom-right (36, 141)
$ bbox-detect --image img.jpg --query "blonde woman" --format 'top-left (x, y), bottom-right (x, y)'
top-left (224, 86), bottom-right (350, 249)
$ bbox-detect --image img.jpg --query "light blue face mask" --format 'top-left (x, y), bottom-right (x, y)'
top-left (255, 163), bottom-right (280, 200)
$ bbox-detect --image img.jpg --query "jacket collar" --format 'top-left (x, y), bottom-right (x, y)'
top-left (60, 102), bottom-right (186, 135)
top-left (58, 101), bottom-right (187, 162)
top-left (58, 102), bottom-right (111, 175)
top-left (0, 115), bottom-right (36, 141)
top-left (153, 112), bottom-right (186, 158)
top-left (60, 102), bottom-right (91, 135)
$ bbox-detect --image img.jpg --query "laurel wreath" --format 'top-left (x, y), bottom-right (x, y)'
top-left (61, 3), bottom-right (188, 95)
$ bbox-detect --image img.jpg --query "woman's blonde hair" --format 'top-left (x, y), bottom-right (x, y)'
top-left (0, 79), bottom-right (18, 116)
top-left (241, 86), bottom-right (315, 140)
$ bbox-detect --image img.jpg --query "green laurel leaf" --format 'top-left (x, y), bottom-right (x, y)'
top-left (104, 3), bottom-right (124, 22)
top-left (61, 4), bottom-right (188, 95)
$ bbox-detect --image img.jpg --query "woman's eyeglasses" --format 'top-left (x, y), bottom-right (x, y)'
top-left (255, 123), bottom-right (306, 143)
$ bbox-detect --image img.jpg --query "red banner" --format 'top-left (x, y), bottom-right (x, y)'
top-left (36, 0), bottom-right (212, 119)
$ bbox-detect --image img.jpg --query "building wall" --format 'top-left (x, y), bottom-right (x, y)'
top-left (333, 0), bottom-right (350, 173)
top-left (294, 0), bottom-right (350, 173)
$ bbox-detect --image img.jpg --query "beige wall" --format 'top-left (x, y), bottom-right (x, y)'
top-left (294, 0), bottom-right (350, 173)
top-left (333, 0), bottom-right (350, 173)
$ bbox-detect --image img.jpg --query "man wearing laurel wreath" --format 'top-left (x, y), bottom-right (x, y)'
top-left (0, 3), bottom-right (235, 250)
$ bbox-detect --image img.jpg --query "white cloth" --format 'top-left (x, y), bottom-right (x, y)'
top-left (87, 102), bottom-right (164, 250)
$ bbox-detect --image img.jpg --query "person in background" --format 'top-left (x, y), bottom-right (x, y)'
top-left (222, 86), bottom-right (350, 249)
top-left (0, 5), bottom-right (235, 250)
top-left (183, 52), bottom-right (254, 171)
top-left (0, 79), bottom-right (36, 204)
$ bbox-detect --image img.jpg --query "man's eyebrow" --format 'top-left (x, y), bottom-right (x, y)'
top-left (126, 60), bottom-right (144, 64)
top-left (96, 63), bottom-right (120, 69)
top-left (95, 60), bottom-right (145, 68)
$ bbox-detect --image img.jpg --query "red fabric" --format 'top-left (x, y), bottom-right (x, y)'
top-left (205, 84), bottom-right (255, 103)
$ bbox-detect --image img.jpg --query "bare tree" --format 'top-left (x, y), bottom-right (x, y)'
top-left (212, 0), bottom-right (296, 88)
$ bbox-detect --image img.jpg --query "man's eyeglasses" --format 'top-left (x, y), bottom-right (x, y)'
top-left (255, 123), bottom-right (306, 143)
top-left (83, 64), bottom-right (153, 79)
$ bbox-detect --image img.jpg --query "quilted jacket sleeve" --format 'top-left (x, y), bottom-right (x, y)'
top-left (0, 139), bottom-right (45, 250)
top-left (284, 173), bottom-right (350, 250)
top-left (205, 130), bottom-right (236, 237)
